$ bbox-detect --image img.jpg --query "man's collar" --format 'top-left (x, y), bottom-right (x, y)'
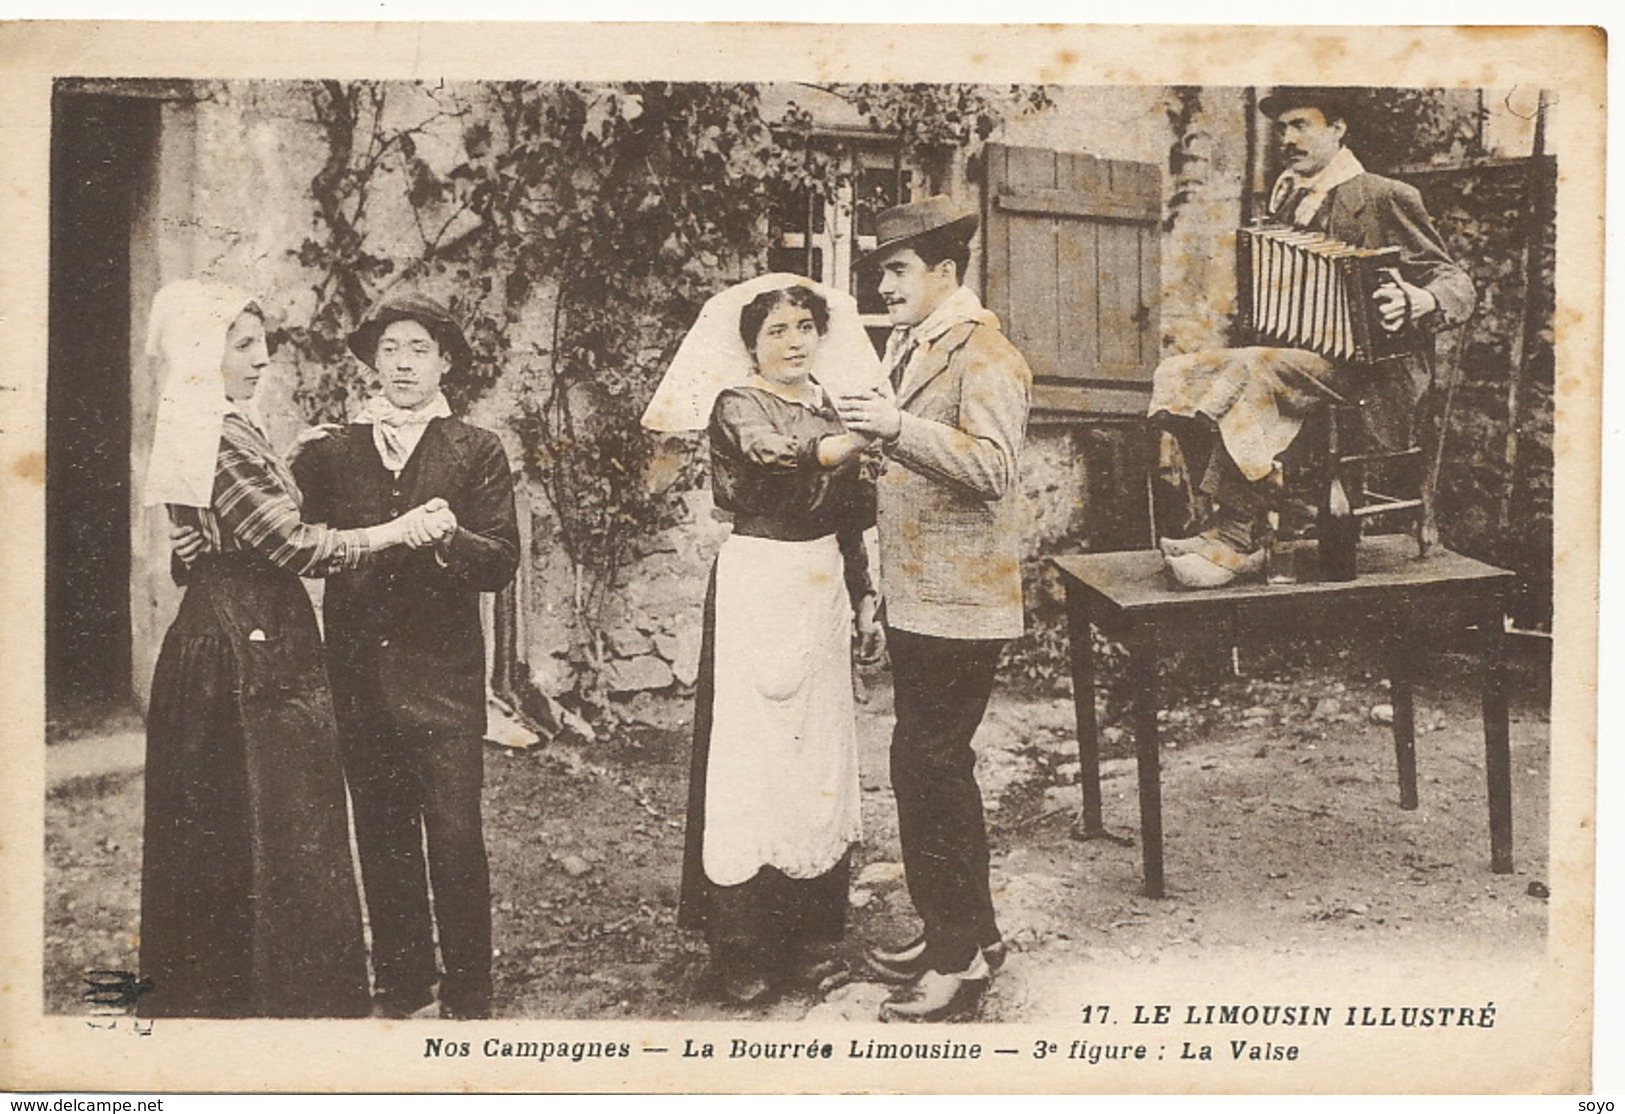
top-left (1271, 147), bottom-right (1365, 227)
top-left (1290, 146), bottom-right (1365, 196)
top-left (901, 285), bottom-right (996, 345)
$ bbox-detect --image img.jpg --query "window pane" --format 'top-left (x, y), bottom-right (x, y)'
top-left (767, 245), bottom-right (823, 281)
top-left (853, 166), bottom-right (912, 238)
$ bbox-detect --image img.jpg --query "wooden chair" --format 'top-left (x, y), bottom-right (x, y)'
top-left (1288, 320), bottom-right (1466, 558)
top-left (1291, 381), bottom-right (1434, 557)
top-left (1146, 329), bottom-right (1462, 564)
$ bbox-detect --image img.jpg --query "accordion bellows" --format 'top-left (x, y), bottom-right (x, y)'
top-left (1237, 224), bottom-right (1421, 364)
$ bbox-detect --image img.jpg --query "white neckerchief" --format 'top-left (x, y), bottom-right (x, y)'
top-left (355, 392), bottom-right (453, 475)
top-left (143, 280), bottom-right (257, 508)
top-left (884, 285), bottom-right (1000, 382)
top-left (1269, 146), bottom-right (1365, 229)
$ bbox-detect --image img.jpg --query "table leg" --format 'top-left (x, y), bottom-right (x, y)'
top-left (1480, 594), bottom-right (1514, 874)
top-left (1384, 606), bottom-right (1420, 810)
top-left (1129, 625), bottom-right (1165, 898)
top-left (1067, 584), bottom-right (1106, 839)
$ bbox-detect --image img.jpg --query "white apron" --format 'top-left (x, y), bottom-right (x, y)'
top-left (702, 532), bottom-right (861, 887)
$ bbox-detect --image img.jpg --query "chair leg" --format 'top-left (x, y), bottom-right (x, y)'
top-left (1416, 436), bottom-right (1438, 557)
top-left (1416, 376), bottom-right (1451, 558)
top-left (1417, 481), bottom-right (1437, 557)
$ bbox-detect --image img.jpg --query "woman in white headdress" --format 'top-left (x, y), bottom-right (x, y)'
top-left (644, 274), bottom-right (887, 1005)
top-left (139, 279), bottom-right (454, 1018)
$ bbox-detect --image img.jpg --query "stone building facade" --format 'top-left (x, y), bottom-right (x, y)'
top-left (44, 79), bottom-right (1538, 722)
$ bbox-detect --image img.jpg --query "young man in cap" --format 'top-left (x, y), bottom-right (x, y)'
top-left (1150, 86), bottom-right (1475, 588)
top-left (172, 294), bottom-right (517, 1016)
top-left (836, 196), bottom-right (1032, 1022)
top-left (296, 294), bottom-right (520, 1019)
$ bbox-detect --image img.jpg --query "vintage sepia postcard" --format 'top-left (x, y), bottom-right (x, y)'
top-left (0, 19), bottom-right (1606, 1095)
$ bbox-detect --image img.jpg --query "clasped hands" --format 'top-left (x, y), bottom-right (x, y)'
top-left (400, 498), bottom-right (457, 550)
top-left (167, 496), bottom-right (456, 564)
top-left (834, 381), bottom-right (903, 442)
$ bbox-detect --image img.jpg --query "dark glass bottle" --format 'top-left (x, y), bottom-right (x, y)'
top-left (1317, 471), bottom-right (1359, 582)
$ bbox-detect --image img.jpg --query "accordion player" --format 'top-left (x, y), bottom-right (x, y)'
top-left (1148, 86), bottom-right (1476, 590)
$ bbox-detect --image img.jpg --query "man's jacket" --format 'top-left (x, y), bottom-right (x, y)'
top-left (877, 290), bottom-right (1032, 641)
top-left (294, 417), bottom-right (520, 738)
top-left (1308, 169), bottom-right (1477, 437)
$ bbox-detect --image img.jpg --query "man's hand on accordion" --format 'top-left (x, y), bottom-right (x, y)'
top-left (1373, 276), bottom-right (1439, 332)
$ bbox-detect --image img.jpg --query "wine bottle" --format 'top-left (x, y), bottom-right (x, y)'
top-left (1318, 470), bottom-right (1359, 582)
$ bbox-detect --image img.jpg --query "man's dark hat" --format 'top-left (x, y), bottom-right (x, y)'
top-left (1258, 86), bottom-right (1362, 126)
top-left (853, 195), bottom-right (979, 270)
top-left (347, 293), bottom-right (473, 371)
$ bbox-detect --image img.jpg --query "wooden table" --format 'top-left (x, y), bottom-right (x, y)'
top-left (1051, 535), bottom-right (1516, 897)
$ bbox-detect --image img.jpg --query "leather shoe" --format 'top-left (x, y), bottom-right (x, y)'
top-left (785, 953), bottom-right (851, 995)
top-left (869, 933), bottom-right (926, 968)
top-left (867, 935), bottom-right (1007, 983)
top-left (879, 951), bottom-right (991, 1023)
top-left (865, 934), bottom-right (927, 983)
top-left (372, 985), bottom-right (436, 1020)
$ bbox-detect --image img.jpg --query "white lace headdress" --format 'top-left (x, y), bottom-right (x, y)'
top-left (641, 273), bottom-right (885, 433)
top-left (142, 279), bottom-right (259, 508)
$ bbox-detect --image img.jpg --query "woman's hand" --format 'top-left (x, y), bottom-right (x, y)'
top-left (169, 523), bottom-right (206, 567)
top-left (286, 423), bottom-right (343, 465)
top-left (854, 592), bottom-right (884, 666)
top-left (816, 430), bottom-right (877, 468)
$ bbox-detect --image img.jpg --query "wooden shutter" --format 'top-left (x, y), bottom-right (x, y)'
top-left (982, 143), bottom-right (1161, 417)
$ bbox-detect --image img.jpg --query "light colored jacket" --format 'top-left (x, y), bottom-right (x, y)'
top-left (876, 289), bottom-right (1033, 640)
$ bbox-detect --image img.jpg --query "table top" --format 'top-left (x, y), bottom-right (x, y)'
top-left (1052, 536), bottom-right (1514, 618)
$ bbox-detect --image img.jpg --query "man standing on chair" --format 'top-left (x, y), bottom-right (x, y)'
top-left (836, 197), bottom-right (1032, 1022)
top-left (295, 295), bottom-right (520, 1019)
top-left (1150, 86), bottom-right (1475, 589)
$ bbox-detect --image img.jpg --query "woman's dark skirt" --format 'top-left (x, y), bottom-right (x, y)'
top-left (139, 555), bottom-right (369, 1018)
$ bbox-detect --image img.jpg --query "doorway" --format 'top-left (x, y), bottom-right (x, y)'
top-left (47, 92), bottom-right (157, 729)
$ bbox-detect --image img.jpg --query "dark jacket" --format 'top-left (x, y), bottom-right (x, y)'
top-left (1318, 170), bottom-right (1475, 323)
top-left (293, 417), bottom-right (520, 738)
top-left (1311, 170), bottom-right (1477, 433)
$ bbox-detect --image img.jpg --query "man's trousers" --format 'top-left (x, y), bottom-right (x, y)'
top-left (885, 624), bottom-right (1005, 974)
top-left (342, 726), bottom-right (492, 1014)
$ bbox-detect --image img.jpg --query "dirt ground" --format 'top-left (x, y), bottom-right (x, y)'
top-left (43, 629), bottom-right (1551, 1022)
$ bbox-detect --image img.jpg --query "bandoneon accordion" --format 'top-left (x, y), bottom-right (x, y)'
top-left (1236, 225), bottom-right (1419, 364)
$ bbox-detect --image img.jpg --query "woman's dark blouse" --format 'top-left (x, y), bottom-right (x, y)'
top-left (708, 386), bottom-right (874, 605)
